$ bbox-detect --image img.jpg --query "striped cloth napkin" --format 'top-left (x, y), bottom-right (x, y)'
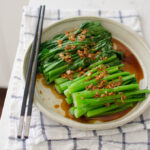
top-left (6, 6), bottom-right (150, 150)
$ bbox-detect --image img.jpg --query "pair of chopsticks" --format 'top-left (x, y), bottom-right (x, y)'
top-left (17, 5), bottom-right (45, 139)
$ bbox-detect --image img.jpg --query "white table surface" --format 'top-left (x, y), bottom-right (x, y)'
top-left (1, 0), bottom-right (150, 149)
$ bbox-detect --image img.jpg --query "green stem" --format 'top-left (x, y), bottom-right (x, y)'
top-left (68, 72), bottom-right (130, 94)
top-left (73, 86), bottom-right (148, 107)
top-left (59, 66), bottom-right (119, 92)
top-left (100, 103), bottom-right (134, 116)
top-left (86, 97), bottom-right (145, 117)
top-left (72, 84), bottom-right (140, 102)
top-left (88, 54), bottom-right (117, 69)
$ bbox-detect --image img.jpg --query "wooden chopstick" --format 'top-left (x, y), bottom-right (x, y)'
top-left (17, 5), bottom-right (45, 139)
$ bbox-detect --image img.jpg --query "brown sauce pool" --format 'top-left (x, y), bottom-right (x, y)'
top-left (112, 39), bottom-right (143, 83)
top-left (54, 104), bottom-right (60, 109)
top-left (36, 38), bottom-right (144, 123)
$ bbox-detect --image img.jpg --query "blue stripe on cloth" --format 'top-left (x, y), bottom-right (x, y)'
top-left (119, 11), bottom-right (123, 23)
top-left (19, 40), bottom-right (24, 44)
top-left (73, 138), bottom-right (77, 150)
top-left (40, 112), bottom-right (48, 141)
top-left (21, 24), bottom-right (24, 27)
top-left (30, 124), bottom-right (61, 128)
top-left (118, 127), bottom-right (123, 133)
top-left (11, 95), bottom-right (23, 99)
top-left (57, 9), bottom-right (61, 20)
top-left (140, 115), bottom-right (147, 129)
top-left (8, 136), bottom-right (16, 140)
top-left (9, 116), bottom-right (19, 120)
top-left (25, 12), bottom-right (139, 19)
top-left (148, 130), bottom-right (150, 150)
top-left (8, 136), bottom-right (150, 145)
top-left (118, 127), bottom-right (125, 150)
top-left (9, 116), bottom-right (70, 128)
top-left (30, 124), bottom-right (62, 128)
top-left (25, 12), bottom-right (139, 22)
top-left (93, 130), bottom-right (97, 136)
top-left (98, 10), bottom-right (101, 16)
top-left (64, 126), bottom-right (71, 138)
top-left (16, 58), bottom-right (22, 62)
top-left (121, 14), bottom-right (139, 18)
top-left (8, 136), bottom-right (90, 141)
top-left (78, 9), bottom-right (81, 16)
top-left (102, 140), bottom-right (150, 145)
top-left (98, 136), bottom-right (102, 150)
top-left (9, 113), bottom-right (150, 127)
top-left (24, 32), bottom-right (35, 36)
top-left (122, 133), bottom-right (126, 150)
top-left (24, 14), bottom-right (59, 21)
top-left (13, 75), bottom-right (21, 80)
top-left (100, 15), bottom-right (138, 19)
top-left (128, 118), bottom-right (150, 124)
top-left (48, 140), bottom-right (51, 150)
top-left (22, 139), bottom-right (26, 150)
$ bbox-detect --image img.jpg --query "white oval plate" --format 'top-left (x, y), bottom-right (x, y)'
top-left (23, 17), bottom-right (150, 130)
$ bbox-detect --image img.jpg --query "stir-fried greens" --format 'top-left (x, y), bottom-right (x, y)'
top-left (38, 21), bottom-right (150, 119)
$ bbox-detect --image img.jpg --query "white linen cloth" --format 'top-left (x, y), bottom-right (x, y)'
top-left (6, 6), bottom-right (150, 150)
